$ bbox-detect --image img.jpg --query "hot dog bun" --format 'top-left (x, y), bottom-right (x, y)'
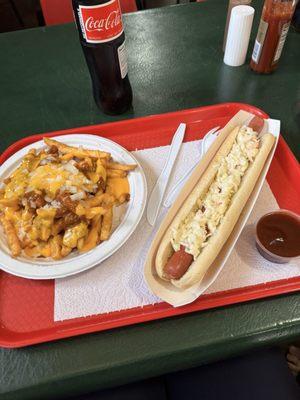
top-left (155, 127), bottom-right (275, 289)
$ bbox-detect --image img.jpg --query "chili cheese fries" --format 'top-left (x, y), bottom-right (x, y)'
top-left (0, 138), bottom-right (136, 260)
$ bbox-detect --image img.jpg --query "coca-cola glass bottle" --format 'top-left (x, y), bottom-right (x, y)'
top-left (72, 0), bottom-right (133, 115)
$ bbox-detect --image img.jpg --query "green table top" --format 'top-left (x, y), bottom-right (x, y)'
top-left (1, 1), bottom-right (299, 399)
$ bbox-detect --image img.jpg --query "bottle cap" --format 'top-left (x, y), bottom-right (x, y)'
top-left (224, 5), bottom-right (255, 67)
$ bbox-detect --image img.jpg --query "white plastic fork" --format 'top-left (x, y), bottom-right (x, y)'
top-left (163, 126), bottom-right (220, 208)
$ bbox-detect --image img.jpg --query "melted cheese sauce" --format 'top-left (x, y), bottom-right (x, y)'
top-left (28, 165), bottom-right (69, 197)
top-left (4, 162), bottom-right (95, 200)
top-left (106, 177), bottom-right (129, 198)
top-left (5, 166), bottom-right (29, 198)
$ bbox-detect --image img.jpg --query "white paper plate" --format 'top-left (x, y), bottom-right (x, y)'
top-left (0, 134), bottom-right (147, 279)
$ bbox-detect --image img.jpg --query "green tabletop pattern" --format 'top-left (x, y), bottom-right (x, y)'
top-left (0, 1), bottom-right (299, 399)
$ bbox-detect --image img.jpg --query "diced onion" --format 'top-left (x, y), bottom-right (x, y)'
top-left (44, 195), bottom-right (52, 203)
top-left (63, 162), bottom-right (79, 175)
top-left (50, 200), bottom-right (61, 208)
top-left (60, 185), bottom-right (78, 194)
top-left (70, 192), bottom-right (85, 201)
top-left (39, 156), bottom-right (56, 165)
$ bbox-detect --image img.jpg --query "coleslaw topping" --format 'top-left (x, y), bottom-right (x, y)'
top-left (171, 126), bottom-right (260, 259)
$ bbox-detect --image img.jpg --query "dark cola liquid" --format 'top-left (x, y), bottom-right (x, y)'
top-left (72, 0), bottom-right (132, 115)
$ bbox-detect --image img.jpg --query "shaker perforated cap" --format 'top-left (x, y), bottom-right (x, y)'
top-left (224, 5), bottom-right (255, 67)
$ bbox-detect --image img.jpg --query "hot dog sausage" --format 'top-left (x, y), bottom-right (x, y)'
top-left (163, 116), bottom-right (265, 281)
top-left (163, 245), bottom-right (193, 280)
top-left (248, 116), bottom-right (264, 133)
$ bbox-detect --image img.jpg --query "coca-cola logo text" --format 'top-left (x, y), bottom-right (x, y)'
top-left (85, 10), bottom-right (121, 32)
top-left (78, 0), bottom-right (124, 43)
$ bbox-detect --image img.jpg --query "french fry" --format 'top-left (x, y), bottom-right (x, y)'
top-left (22, 208), bottom-right (35, 221)
top-left (40, 243), bottom-right (51, 258)
top-left (100, 207), bottom-right (113, 241)
top-left (84, 157), bottom-right (93, 169)
top-left (116, 193), bottom-right (130, 206)
top-left (0, 214), bottom-right (21, 257)
top-left (96, 159), bottom-right (107, 181)
top-left (61, 245), bottom-right (72, 257)
top-left (107, 170), bottom-right (127, 178)
top-left (24, 246), bottom-right (41, 258)
top-left (85, 159), bottom-right (107, 184)
top-left (62, 222), bottom-right (88, 248)
top-left (75, 203), bottom-right (86, 217)
top-left (19, 236), bottom-right (32, 249)
top-left (86, 171), bottom-right (100, 184)
top-left (44, 137), bottom-right (110, 159)
top-left (107, 161), bottom-right (136, 171)
top-left (0, 197), bottom-right (19, 208)
top-left (34, 208), bottom-right (56, 241)
top-left (52, 218), bottom-right (65, 236)
top-left (77, 237), bottom-right (85, 251)
top-left (60, 153), bottom-right (74, 161)
top-left (4, 208), bottom-right (22, 225)
top-left (40, 225), bottom-right (52, 242)
top-left (101, 194), bottom-right (115, 206)
top-left (76, 193), bottom-right (115, 215)
top-left (80, 215), bottom-right (101, 253)
top-left (27, 227), bottom-right (39, 242)
top-left (25, 241), bottom-right (51, 259)
top-left (27, 156), bottom-right (41, 172)
top-left (50, 235), bottom-right (63, 260)
top-left (85, 206), bottom-right (108, 220)
top-left (100, 157), bottom-right (108, 167)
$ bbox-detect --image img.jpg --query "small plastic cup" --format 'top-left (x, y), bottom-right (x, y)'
top-left (255, 209), bottom-right (300, 264)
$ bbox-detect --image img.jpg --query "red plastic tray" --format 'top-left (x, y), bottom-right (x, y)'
top-left (0, 103), bottom-right (299, 348)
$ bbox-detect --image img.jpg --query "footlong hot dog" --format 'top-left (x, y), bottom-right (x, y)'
top-left (155, 117), bottom-right (275, 289)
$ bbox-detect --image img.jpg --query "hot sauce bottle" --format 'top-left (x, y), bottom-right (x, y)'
top-left (250, 0), bottom-right (297, 73)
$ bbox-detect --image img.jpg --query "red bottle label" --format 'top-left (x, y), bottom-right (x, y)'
top-left (78, 0), bottom-right (123, 43)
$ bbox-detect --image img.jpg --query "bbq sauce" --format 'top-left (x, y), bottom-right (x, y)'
top-left (257, 212), bottom-right (300, 258)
